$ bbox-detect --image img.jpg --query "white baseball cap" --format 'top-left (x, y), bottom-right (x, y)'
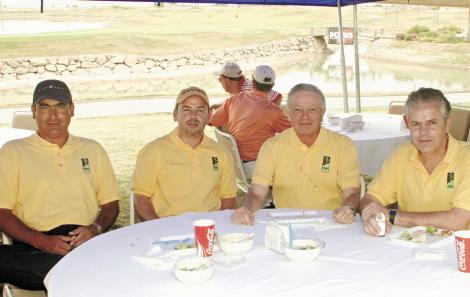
top-left (252, 65), bottom-right (275, 85)
top-left (215, 62), bottom-right (242, 79)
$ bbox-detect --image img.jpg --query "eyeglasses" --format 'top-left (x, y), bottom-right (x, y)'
top-left (36, 102), bottom-right (69, 113)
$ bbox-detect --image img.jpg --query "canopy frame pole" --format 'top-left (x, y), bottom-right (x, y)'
top-left (353, 4), bottom-right (361, 113)
top-left (337, 0), bottom-right (349, 113)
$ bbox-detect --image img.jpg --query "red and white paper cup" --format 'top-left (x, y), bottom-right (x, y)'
top-left (193, 219), bottom-right (215, 257)
top-left (455, 230), bottom-right (470, 273)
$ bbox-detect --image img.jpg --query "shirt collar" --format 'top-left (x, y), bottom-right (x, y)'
top-left (169, 127), bottom-right (210, 150)
top-left (30, 132), bottom-right (77, 149)
top-left (287, 127), bottom-right (327, 148)
top-left (408, 134), bottom-right (457, 166)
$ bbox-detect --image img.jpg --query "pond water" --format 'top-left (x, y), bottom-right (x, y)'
top-left (0, 20), bottom-right (105, 35)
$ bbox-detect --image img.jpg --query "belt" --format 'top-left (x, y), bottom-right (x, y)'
top-left (242, 160), bottom-right (256, 163)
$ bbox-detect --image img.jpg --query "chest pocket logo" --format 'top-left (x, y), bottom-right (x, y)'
top-left (447, 172), bottom-right (455, 191)
top-left (81, 158), bottom-right (91, 173)
top-left (211, 157), bottom-right (219, 171)
top-left (321, 155), bottom-right (331, 173)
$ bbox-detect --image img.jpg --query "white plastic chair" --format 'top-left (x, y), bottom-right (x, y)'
top-left (11, 111), bottom-right (37, 131)
top-left (213, 129), bottom-right (249, 193)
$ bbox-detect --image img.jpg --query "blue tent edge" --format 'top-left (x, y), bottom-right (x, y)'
top-left (91, 0), bottom-right (381, 7)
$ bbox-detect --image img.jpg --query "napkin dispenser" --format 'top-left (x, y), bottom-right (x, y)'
top-left (265, 221), bottom-right (291, 253)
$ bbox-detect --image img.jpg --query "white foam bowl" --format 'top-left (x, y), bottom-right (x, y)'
top-left (284, 239), bottom-right (322, 263)
top-left (218, 232), bottom-right (254, 255)
top-left (327, 116), bottom-right (341, 126)
top-left (174, 257), bottom-right (213, 284)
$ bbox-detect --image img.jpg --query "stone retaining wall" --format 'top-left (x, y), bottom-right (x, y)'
top-left (0, 36), bottom-right (326, 81)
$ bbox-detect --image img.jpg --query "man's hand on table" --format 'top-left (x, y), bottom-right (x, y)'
top-left (333, 205), bottom-right (356, 224)
top-left (361, 203), bottom-right (392, 237)
top-left (231, 207), bottom-right (254, 225)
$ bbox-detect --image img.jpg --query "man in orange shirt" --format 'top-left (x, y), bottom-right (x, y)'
top-left (210, 63), bottom-right (283, 112)
top-left (210, 65), bottom-right (291, 181)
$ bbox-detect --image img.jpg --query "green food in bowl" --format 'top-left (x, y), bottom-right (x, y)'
top-left (294, 245), bottom-right (317, 250)
top-left (175, 243), bottom-right (195, 250)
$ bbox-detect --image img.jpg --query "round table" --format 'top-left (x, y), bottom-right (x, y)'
top-left (323, 113), bottom-right (410, 176)
top-left (0, 127), bottom-right (34, 147)
top-left (45, 209), bottom-right (466, 297)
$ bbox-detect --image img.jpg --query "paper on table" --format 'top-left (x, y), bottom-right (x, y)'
top-left (131, 245), bottom-right (177, 270)
top-left (310, 218), bottom-right (348, 231)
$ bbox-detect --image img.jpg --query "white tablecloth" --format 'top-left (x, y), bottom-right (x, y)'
top-left (45, 209), bottom-right (468, 297)
top-left (323, 113), bottom-right (410, 176)
top-left (0, 127), bottom-right (33, 147)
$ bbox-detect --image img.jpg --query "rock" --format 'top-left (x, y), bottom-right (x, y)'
top-left (96, 56), bottom-right (107, 65)
top-left (67, 64), bottom-right (77, 71)
top-left (104, 62), bottom-right (116, 69)
top-left (84, 55), bottom-right (96, 62)
top-left (37, 66), bottom-right (45, 74)
top-left (57, 56), bottom-right (69, 66)
top-left (57, 65), bottom-right (67, 73)
top-left (30, 57), bottom-right (48, 66)
top-left (144, 59), bottom-right (155, 69)
top-left (110, 55), bottom-right (125, 64)
top-left (45, 64), bottom-right (57, 72)
top-left (124, 57), bottom-right (138, 67)
top-left (5, 59), bottom-right (20, 68)
top-left (81, 61), bottom-right (98, 68)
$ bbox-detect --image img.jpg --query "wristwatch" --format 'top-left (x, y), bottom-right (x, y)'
top-left (389, 209), bottom-right (397, 225)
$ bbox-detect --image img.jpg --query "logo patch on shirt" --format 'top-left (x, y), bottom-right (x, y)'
top-left (321, 156), bottom-right (331, 173)
top-left (81, 158), bottom-right (91, 173)
top-left (211, 157), bottom-right (219, 171)
top-left (447, 172), bottom-right (455, 190)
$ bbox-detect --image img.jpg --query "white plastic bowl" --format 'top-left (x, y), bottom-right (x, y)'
top-left (327, 116), bottom-right (341, 126)
top-left (218, 232), bottom-right (254, 255)
top-left (284, 239), bottom-right (323, 263)
top-left (174, 257), bottom-right (213, 284)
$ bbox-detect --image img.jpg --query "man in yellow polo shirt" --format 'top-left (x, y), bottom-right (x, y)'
top-left (231, 83), bottom-right (360, 225)
top-left (132, 86), bottom-right (237, 220)
top-left (361, 88), bottom-right (470, 236)
top-left (0, 79), bottom-right (119, 290)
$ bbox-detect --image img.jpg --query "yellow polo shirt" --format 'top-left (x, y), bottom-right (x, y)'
top-left (368, 136), bottom-right (470, 212)
top-left (0, 133), bottom-right (119, 232)
top-left (132, 128), bottom-right (237, 218)
top-left (252, 128), bottom-right (360, 209)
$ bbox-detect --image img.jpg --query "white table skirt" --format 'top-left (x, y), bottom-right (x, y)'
top-left (0, 127), bottom-right (34, 148)
top-left (45, 209), bottom-right (468, 297)
top-left (323, 113), bottom-right (410, 176)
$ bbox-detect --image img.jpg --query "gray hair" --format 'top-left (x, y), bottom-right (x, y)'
top-left (405, 87), bottom-right (451, 119)
top-left (287, 83), bottom-right (326, 110)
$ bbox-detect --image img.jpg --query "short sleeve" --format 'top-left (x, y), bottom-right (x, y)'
top-left (251, 139), bottom-right (276, 187)
top-left (132, 143), bottom-right (159, 197)
top-left (95, 144), bottom-right (119, 205)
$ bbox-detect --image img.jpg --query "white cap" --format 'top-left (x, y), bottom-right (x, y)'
top-left (215, 62), bottom-right (242, 78)
top-left (252, 65), bottom-right (275, 85)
